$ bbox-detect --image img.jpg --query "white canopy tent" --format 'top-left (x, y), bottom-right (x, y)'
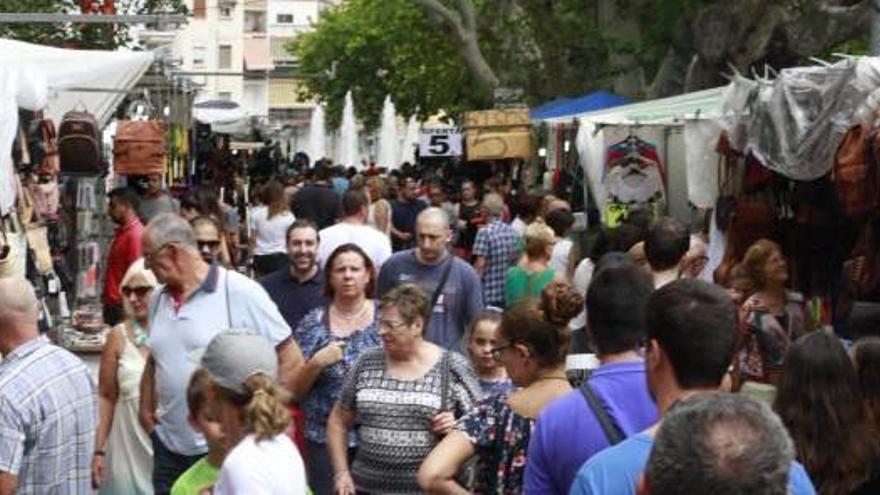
top-left (0, 38), bottom-right (154, 215)
top-left (546, 86), bottom-right (733, 224)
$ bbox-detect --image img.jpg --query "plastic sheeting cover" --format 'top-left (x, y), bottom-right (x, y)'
top-left (729, 58), bottom-right (880, 181)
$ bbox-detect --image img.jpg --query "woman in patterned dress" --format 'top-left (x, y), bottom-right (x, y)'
top-left (418, 281), bottom-right (583, 494)
top-left (288, 243), bottom-right (381, 495)
top-left (327, 284), bottom-right (480, 495)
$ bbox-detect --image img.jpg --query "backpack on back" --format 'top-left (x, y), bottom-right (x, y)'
top-left (113, 120), bottom-right (166, 176)
top-left (58, 110), bottom-right (103, 176)
top-left (834, 124), bottom-right (879, 218)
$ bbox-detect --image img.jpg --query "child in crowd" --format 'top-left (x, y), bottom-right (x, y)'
top-left (201, 331), bottom-right (308, 494)
top-left (467, 310), bottom-right (514, 398)
top-left (170, 369), bottom-right (228, 495)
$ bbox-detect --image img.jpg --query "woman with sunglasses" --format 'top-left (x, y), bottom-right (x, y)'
top-left (289, 243), bottom-right (382, 495)
top-left (419, 281), bottom-right (583, 494)
top-left (92, 259), bottom-right (157, 494)
top-left (327, 284), bottom-right (480, 495)
top-left (190, 216), bottom-right (230, 267)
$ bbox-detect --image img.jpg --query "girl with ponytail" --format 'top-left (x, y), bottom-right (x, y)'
top-left (200, 332), bottom-right (308, 494)
top-left (419, 281), bottom-right (584, 494)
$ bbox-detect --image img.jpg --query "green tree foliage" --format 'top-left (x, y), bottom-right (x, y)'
top-left (295, 0), bottom-right (871, 125)
top-left (0, 0), bottom-right (188, 49)
top-left (292, 0), bottom-right (487, 129)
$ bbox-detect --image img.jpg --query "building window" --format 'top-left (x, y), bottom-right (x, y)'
top-left (218, 45), bottom-right (232, 69)
top-left (220, 6), bottom-right (233, 18)
top-left (193, 0), bottom-right (206, 19)
top-left (277, 14), bottom-right (293, 24)
top-left (192, 45), bottom-right (207, 67)
top-left (218, 92), bottom-right (233, 101)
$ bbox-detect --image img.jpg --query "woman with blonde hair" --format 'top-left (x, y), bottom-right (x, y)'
top-left (505, 220), bottom-right (559, 307)
top-left (200, 332), bottom-right (308, 493)
top-left (366, 176), bottom-right (392, 236)
top-left (92, 259), bottom-right (157, 494)
top-left (734, 239), bottom-right (809, 387)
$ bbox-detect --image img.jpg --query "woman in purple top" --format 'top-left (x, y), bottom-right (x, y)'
top-left (418, 282), bottom-right (583, 494)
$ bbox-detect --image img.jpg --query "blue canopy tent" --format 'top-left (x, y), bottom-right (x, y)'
top-left (530, 90), bottom-right (631, 121)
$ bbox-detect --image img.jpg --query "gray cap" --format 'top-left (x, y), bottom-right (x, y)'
top-left (200, 331), bottom-right (278, 394)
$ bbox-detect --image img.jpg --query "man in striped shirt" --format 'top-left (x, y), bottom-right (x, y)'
top-left (0, 277), bottom-right (96, 495)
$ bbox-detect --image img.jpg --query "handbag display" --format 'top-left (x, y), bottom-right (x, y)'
top-left (58, 110), bottom-right (103, 176)
top-left (113, 120), bottom-right (167, 176)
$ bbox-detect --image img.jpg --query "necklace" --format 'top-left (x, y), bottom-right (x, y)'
top-left (131, 322), bottom-right (148, 347)
top-left (331, 300), bottom-right (369, 321)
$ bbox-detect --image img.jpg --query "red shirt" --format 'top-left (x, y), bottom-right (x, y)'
top-left (103, 217), bottom-right (144, 306)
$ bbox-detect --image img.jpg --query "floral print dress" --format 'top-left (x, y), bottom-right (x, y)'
top-left (293, 303), bottom-right (381, 445)
top-left (457, 394), bottom-right (533, 494)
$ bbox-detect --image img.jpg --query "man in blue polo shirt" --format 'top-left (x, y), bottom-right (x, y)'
top-left (261, 219), bottom-right (329, 330)
top-left (139, 213), bottom-right (304, 494)
top-left (525, 255), bottom-right (658, 495)
top-left (568, 280), bottom-right (815, 495)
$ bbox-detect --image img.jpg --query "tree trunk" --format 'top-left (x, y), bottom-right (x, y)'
top-left (414, 0), bottom-right (500, 96)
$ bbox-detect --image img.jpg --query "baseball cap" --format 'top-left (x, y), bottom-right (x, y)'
top-left (200, 330), bottom-right (278, 394)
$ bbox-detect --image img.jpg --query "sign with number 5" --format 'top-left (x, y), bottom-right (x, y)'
top-left (419, 128), bottom-right (462, 157)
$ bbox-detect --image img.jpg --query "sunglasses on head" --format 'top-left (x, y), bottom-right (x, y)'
top-left (122, 286), bottom-right (153, 297)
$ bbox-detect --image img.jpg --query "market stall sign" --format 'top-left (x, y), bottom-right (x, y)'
top-left (463, 109), bottom-right (531, 161)
top-left (419, 128), bottom-right (463, 157)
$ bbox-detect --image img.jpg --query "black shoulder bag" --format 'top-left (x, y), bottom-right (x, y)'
top-left (580, 379), bottom-right (625, 446)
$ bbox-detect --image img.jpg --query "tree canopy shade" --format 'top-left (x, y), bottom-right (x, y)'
top-left (291, 0), bottom-right (488, 129)
top-left (293, 0), bottom-right (872, 128)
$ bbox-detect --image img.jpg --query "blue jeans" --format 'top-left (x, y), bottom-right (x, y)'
top-left (150, 431), bottom-right (203, 495)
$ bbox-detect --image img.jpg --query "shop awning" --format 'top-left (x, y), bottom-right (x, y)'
top-left (531, 91), bottom-right (630, 121)
top-left (0, 38), bottom-right (153, 215)
top-left (243, 37), bottom-right (274, 71)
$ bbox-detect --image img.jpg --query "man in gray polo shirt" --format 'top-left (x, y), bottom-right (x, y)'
top-left (378, 207), bottom-right (484, 349)
top-left (138, 213), bottom-right (304, 494)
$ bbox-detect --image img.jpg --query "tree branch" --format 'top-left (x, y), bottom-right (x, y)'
top-left (414, 0), bottom-right (500, 93)
top-left (414, 0), bottom-right (463, 35)
top-left (456, 0), bottom-right (477, 31)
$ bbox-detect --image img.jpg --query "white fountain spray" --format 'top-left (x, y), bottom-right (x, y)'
top-left (378, 95), bottom-right (399, 170)
top-left (337, 90), bottom-right (359, 168)
top-left (307, 104), bottom-right (326, 164)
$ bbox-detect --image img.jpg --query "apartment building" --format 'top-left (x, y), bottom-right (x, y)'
top-left (140, 0), bottom-right (334, 128)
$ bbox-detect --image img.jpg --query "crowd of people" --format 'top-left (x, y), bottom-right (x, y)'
top-left (1, 162), bottom-right (879, 495)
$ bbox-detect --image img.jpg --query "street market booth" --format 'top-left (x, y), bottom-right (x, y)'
top-left (0, 38), bottom-right (153, 365)
top-left (546, 58), bottom-right (880, 338)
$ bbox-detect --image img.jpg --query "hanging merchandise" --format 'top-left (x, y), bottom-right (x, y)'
top-left (833, 124), bottom-right (879, 219)
top-left (601, 133), bottom-right (666, 226)
top-left (26, 114), bottom-right (60, 178)
top-left (58, 110), bottom-right (104, 176)
top-left (0, 214), bottom-right (27, 278)
top-left (113, 120), bottom-right (167, 175)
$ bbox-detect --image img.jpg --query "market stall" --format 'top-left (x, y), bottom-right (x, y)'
top-left (0, 38), bottom-right (155, 368)
top-left (541, 58), bottom-right (880, 337)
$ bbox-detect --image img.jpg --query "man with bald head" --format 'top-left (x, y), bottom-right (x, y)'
top-left (378, 207), bottom-right (484, 349)
top-left (0, 277), bottom-right (96, 494)
top-left (138, 213), bottom-right (303, 494)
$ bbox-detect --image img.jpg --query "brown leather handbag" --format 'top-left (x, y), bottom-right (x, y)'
top-left (113, 120), bottom-right (166, 176)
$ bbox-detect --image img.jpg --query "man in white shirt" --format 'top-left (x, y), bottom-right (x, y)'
top-left (317, 189), bottom-right (392, 270)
